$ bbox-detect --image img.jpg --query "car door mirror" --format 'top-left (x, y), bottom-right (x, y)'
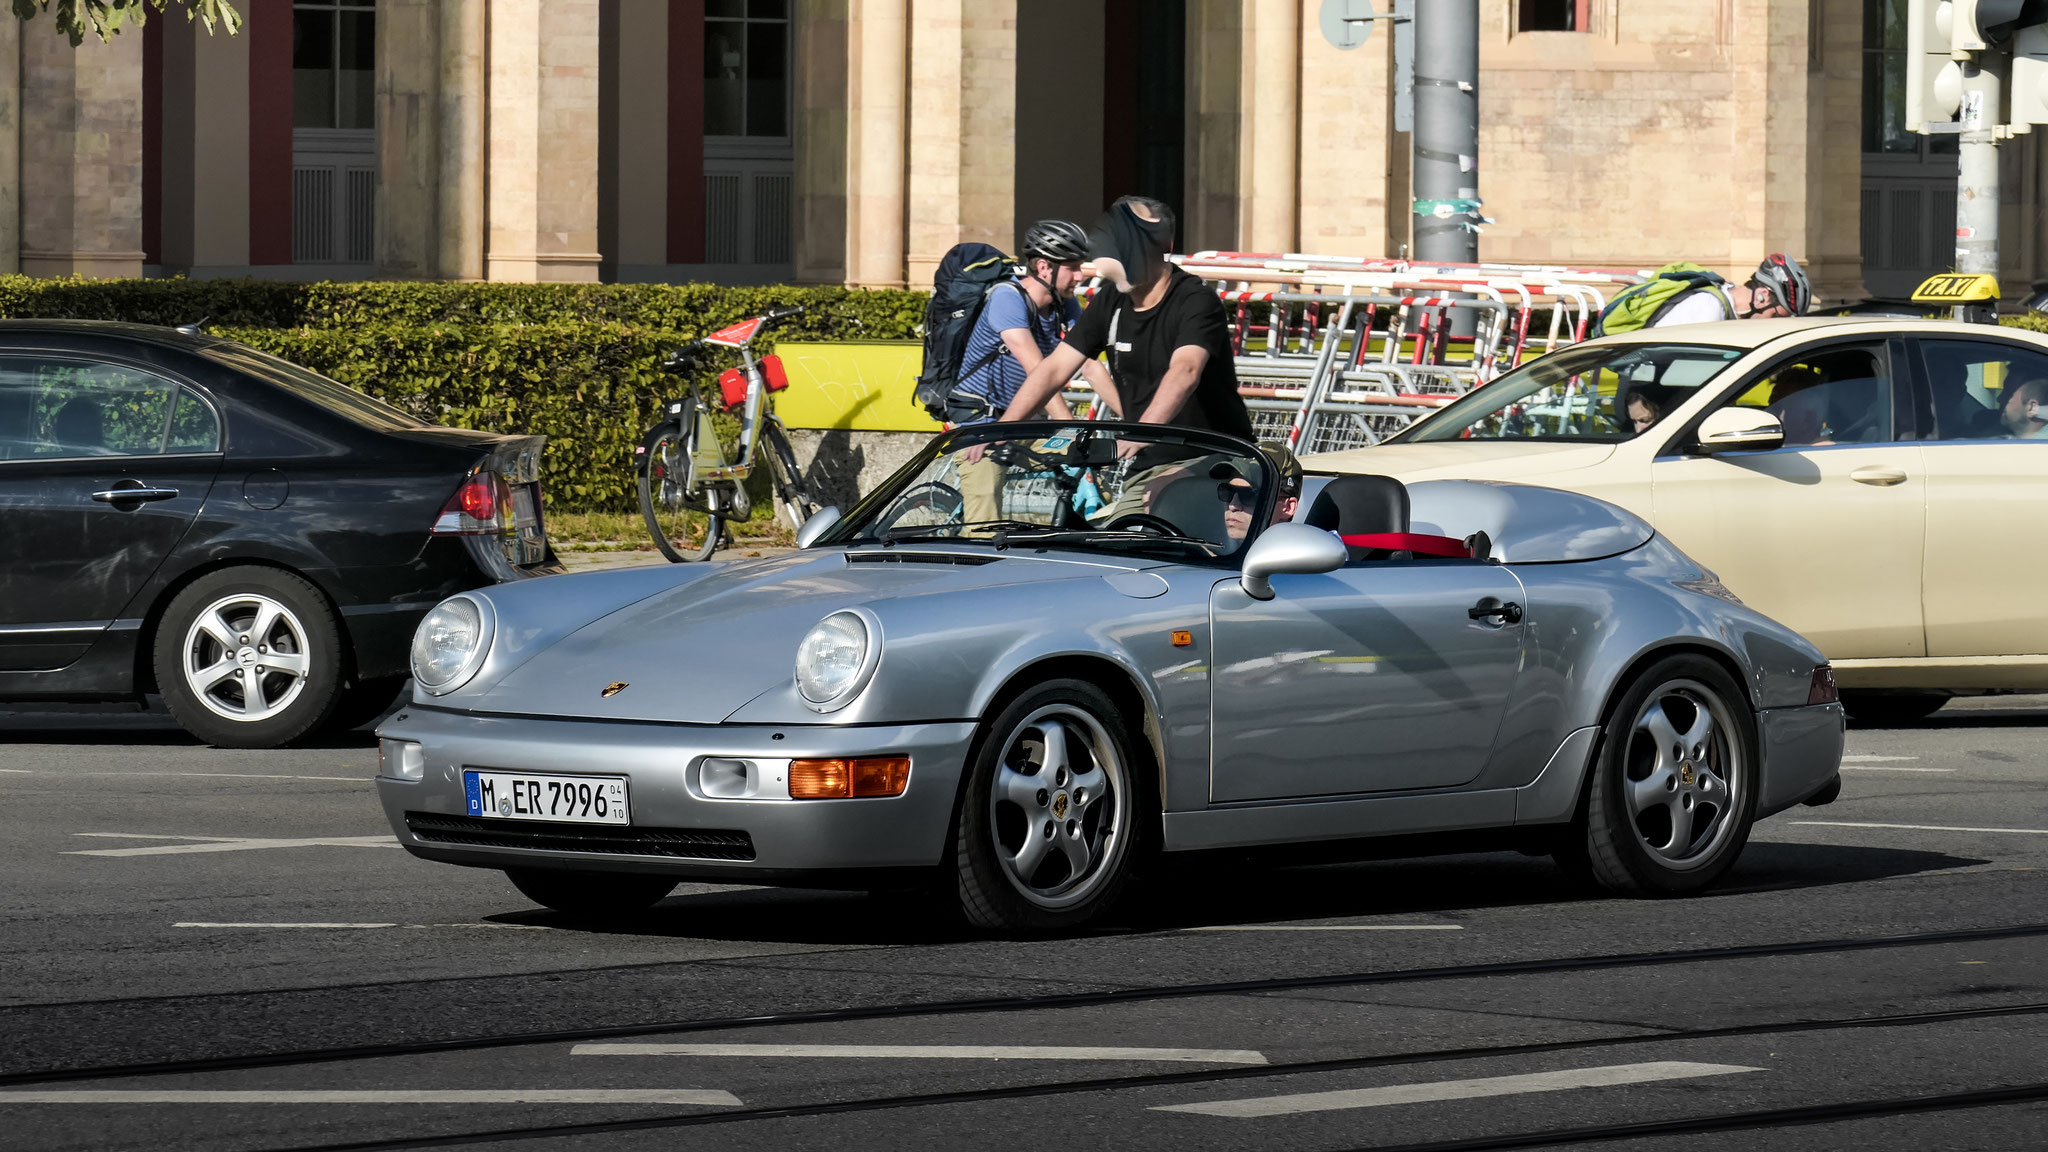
top-left (1240, 522), bottom-right (1348, 601)
top-left (1692, 408), bottom-right (1785, 455)
top-left (795, 506), bottom-right (842, 548)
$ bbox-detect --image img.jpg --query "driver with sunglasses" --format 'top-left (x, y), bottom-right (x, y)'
top-left (1217, 441), bottom-right (1304, 542)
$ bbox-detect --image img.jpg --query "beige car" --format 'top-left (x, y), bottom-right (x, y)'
top-left (1311, 317), bottom-right (2048, 723)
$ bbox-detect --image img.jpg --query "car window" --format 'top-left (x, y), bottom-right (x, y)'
top-left (1916, 339), bottom-right (2048, 441)
top-left (0, 357), bottom-right (212, 460)
top-left (1402, 343), bottom-right (1743, 443)
top-left (1710, 344), bottom-right (1894, 447)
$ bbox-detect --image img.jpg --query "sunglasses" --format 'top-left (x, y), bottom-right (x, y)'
top-left (1216, 482), bottom-right (1257, 508)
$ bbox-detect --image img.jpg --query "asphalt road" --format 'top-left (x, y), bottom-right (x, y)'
top-left (1, 695), bottom-right (2043, 1152)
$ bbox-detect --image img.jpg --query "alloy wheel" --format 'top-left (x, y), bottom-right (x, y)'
top-left (1622, 678), bottom-right (1745, 869)
top-left (180, 592), bottom-right (313, 724)
top-left (986, 704), bottom-right (1129, 909)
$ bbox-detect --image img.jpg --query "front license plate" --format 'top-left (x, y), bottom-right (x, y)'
top-left (464, 770), bottom-right (629, 825)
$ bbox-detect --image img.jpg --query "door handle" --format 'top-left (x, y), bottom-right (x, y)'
top-left (1469, 599), bottom-right (1524, 624)
top-left (1848, 466), bottom-right (1907, 487)
top-left (91, 485), bottom-right (180, 504)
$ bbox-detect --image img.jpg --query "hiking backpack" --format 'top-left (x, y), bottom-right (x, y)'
top-left (912, 242), bottom-right (1019, 422)
top-left (1590, 262), bottom-right (1735, 337)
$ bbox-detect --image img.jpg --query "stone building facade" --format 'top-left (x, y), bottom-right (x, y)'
top-left (0, 0), bottom-right (2037, 302)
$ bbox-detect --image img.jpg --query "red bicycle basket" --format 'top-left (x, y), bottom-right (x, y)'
top-left (717, 367), bottom-right (748, 410)
top-left (761, 354), bottom-right (789, 392)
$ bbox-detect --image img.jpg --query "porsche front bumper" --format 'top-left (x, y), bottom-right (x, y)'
top-left (374, 705), bottom-right (978, 881)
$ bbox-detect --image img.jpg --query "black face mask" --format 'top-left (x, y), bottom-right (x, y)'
top-left (1087, 203), bottom-right (1173, 290)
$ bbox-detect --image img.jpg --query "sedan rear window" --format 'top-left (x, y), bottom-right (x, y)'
top-left (200, 344), bottom-right (425, 432)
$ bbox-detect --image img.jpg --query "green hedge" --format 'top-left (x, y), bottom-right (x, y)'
top-left (0, 276), bottom-right (929, 513)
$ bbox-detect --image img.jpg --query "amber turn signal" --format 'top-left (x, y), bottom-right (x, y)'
top-left (789, 757), bottom-right (911, 799)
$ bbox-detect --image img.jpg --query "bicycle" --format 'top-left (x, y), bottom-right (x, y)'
top-left (635, 306), bottom-right (819, 563)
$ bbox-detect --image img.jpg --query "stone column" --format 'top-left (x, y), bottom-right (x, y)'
top-left (157, 14), bottom-right (251, 275)
top-left (19, 22), bottom-right (145, 278)
top-left (486, 0), bottom-right (601, 282)
top-left (904, 0), bottom-right (1015, 286)
top-left (440, 0), bottom-right (487, 280)
top-left (1729, 0), bottom-right (1808, 280)
top-left (1805, 0), bottom-right (1865, 303)
top-left (0, 22), bottom-right (19, 274)
top-left (792, 0), bottom-right (849, 285)
top-left (376, 0), bottom-right (441, 279)
top-left (846, 0), bottom-right (907, 287)
top-left (1297, 0), bottom-right (1396, 259)
top-left (1184, 0), bottom-right (1243, 255)
top-left (1237, 0), bottom-right (1298, 253)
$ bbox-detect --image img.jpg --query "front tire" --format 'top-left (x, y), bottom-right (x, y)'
top-left (1558, 654), bottom-right (1758, 896)
top-left (760, 422), bottom-right (817, 533)
top-left (640, 420), bottom-right (723, 563)
top-left (953, 679), bottom-right (1142, 934)
top-left (506, 869), bottom-right (677, 917)
top-left (153, 566), bottom-right (344, 749)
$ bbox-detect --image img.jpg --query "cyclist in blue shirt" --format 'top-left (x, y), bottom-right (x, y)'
top-left (956, 220), bottom-right (1119, 523)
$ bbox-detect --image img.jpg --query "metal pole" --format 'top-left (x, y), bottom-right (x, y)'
top-left (1956, 55), bottom-right (2005, 276)
top-left (1411, 0), bottom-right (1478, 266)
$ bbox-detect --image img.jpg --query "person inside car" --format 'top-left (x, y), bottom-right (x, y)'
top-left (1216, 442), bottom-right (1304, 543)
top-left (2002, 377), bottom-right (2048, 439)
top-left (1624, 386), bottom-right (1668, 435)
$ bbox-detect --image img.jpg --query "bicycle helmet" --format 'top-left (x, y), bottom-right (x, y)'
top-left (1747, 253), bottom-right (1812, 316)
top-left (1020, 219), bottom-right (1090, 265)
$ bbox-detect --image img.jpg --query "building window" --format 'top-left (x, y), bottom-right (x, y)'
top-left (292, 0), bottom-right (375, 131)
top-left (701, 0), bottom-right (793, 274)
top-left (1519, 0), bottom-right (1589, 32)
top-left (704, 0), bottom-right (789, 140)
top-left (291, 0), bottom-right (376, 267)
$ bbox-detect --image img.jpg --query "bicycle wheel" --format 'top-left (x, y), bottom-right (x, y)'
top-left (760, 421), bottom-right (818, 533)
top-left (875, 481), bottom-right (963, 533)
top-left (639, 419), bottom-right (723, 563)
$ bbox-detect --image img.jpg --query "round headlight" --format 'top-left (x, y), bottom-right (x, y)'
top-left (412, 597), bottom-right (490, 693)
top-left (795, 611), bottom-right (872, 708)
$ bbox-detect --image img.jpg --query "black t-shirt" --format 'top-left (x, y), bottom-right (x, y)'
top-left (1065, 268), bottom-right (1252, 439)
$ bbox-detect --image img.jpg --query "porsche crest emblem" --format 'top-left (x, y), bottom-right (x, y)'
top-left (601, 681), bottom-right (629, 698)
top-left (1679, 762), bottom-right (1696, 787)
top-left (1052, 792), bottom-right (1069, 819)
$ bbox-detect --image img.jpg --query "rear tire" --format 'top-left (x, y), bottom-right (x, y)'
top-left (505, 869), bottom-right (677, 916)
top-left (1557, 654), bottom-right (1758, 897)
top-left (761, 421), bottom-right (817, 532)
top-left (1840, 692), bottom-right (1948, 725)
top-left (154, 566), bottom-right (344, 749)
top-left (640, 419), bottom-right (723, 563)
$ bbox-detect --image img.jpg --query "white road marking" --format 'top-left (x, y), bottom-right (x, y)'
top-left (1186, 924), bottom-right (1463, 933)
top-left (1151, 1061), bottom-right (1763, 1118)
top-left (573, 1043), bottom-right (1269, 1064)
top-left (1837, 766), bottom-right (1954, 773)
top-left (175, 923), bottom-right (398, 930)
top-left (1792, 820), bottom-right (2048, 836)
top-left (0, 1090), bottom-right (742, 1106)
top-left (1840, 755), bottom-right (1919, 762)
top-left (65, 833), bottom-right (398, 856)
top-left (0, 769), bottom-right (32, 774)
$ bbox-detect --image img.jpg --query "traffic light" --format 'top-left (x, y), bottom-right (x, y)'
top-left (2011, 22), bottom-right (2048, 129)
top-left (1907, 0), bottom-right (1964, 132)
top-left (1949, 0), bottom-right (2036, 51)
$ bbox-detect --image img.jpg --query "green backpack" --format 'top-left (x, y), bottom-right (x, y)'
top-left (1590, 262), bottom-right (1734, 336)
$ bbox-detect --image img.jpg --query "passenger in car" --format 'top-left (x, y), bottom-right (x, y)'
top-left (50, 396), bottom-right (105, 455)
top-left (1999, 377), bottom-right (2048, 439)
top-left (1214, 442), bottom-right (1303, 544)
top-left (1624, 387), bottom-right (1667, 435)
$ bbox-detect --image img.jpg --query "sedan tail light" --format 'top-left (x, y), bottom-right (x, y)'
top-left (1807, 665), bottom-right (1839, 706)
top-left (433, 471), bottom-right (513, 536)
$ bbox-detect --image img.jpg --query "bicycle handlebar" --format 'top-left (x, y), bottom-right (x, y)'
top-left (762, 305), bottom-right (805, 322)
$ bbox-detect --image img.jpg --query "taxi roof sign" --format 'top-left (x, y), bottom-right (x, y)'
top-left (1911, 273), bottom-right (2001, 304)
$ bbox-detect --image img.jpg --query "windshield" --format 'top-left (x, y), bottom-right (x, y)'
top-left (200, 343), bottom-right (427, 432)
top-left (826, 423), bottom-right (1273, 565)
top-left (1403, 342), bottom-right (1744, 443)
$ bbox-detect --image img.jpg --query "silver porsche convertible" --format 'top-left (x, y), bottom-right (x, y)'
top-left (375, 422), bottom-right (1845, 933)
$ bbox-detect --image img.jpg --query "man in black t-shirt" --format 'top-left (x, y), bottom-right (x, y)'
top-left (999, 196), bottom-right (1251, 442)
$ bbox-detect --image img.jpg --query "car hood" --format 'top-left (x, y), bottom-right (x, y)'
top-left (466, 547), bottom-right (1132, 724)
top-left (1305, 439), bottom-right (1618, 481)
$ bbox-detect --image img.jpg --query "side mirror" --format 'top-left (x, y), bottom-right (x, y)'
top-left (1692, 408), bottom-right (1785, 455)
top-left (1239, 522), bottom-right (1347, 601)
top-left (795, 506), bottom-right (842, 548)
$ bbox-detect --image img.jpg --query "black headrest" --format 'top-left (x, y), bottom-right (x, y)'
top-left (1304, 474), bottom-right (1409, 537)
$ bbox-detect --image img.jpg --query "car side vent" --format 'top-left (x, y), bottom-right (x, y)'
top-left (845, 551), bottom-right (1001, 567)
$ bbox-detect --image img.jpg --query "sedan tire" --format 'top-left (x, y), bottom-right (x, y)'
top-left (1561, 654), bottom-right (1759, 896)
top-left (154, 566), bottom-right (344, 749)
top-left (506, 868), bottom-right (677, 917)
top-left (954, 679), bottom-right (1142, 934)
